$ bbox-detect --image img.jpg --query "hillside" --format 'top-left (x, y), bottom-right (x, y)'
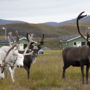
top-left (0, 23), bottom-right (63, 38)
top-left (0, 21), bottom-right (90, 49)
top-left (0, 21), bottom-right (90, 39)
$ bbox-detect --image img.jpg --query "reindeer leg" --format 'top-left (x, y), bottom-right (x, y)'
top-left (27, 65), bottom-right (31, 80)
top-left (24, 64), bottom-right (31, 80)
top-left (86, 64), bottom-right (89, 84)
top-left (26, 67), bottom-right (30, 80)
top-left (8, 66), bottom-right (15, 82)
top-left (81, 65), bottom-right (84, 84)
top-left (27, 69), bottom-right (30, 79)
top-left (62, 64), bottom-right (69, 79)
top-left (5, 68), bottom-right (8, 79)
top-left (62, 66), bottom-right (65, 79)
top-left (24, 66), bottom-right (30, 80)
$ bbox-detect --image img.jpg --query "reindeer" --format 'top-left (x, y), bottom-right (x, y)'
top-left (19, 33), bottom-right (44, 79)
top-left (0, 32), bottom-right (24, 82)
top-left (62, 11), bottom-right (90, 84)
top-left (0, 32), bottom-right (33, 82)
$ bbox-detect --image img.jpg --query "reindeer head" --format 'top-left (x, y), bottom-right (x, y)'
top-left (25, 33), bottom-right (44, 56)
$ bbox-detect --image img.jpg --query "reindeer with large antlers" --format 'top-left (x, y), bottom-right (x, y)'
top-left (62, 12), bottom-right (90, 84)
top-left (20, 33), bottom-right (44, 79)
top-left (0, 32), bottom-right (33, 82)
top-left (0, 32), bottom-right (23, 82)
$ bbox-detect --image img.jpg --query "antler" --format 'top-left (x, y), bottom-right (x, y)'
top-left (76, 11), bottom-right (87, 41)
top-left (15, 31), bottom-right (19, 43)
top-left (8, 32), bottom-right (14, 45)
top-left (26, 33), bottom-right (33, 42)
top-left (38, 34), bottom-right (44, 46)
top-left (23, 33), bottom-right (33, 55)
top-left (8, 31), bottom-right (20, 45)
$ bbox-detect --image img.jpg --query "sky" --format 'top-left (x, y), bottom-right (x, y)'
top-left (0, 0), bottom-right (90, 23)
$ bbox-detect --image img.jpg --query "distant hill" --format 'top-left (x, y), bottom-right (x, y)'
top-left (44, 15), bottom-right (90, 26)
top-left (0, 19), bottom-right (25, 25)
top-left (0, 21), bottom-right (89, 39)
top-left (44, 22), bottom-right (59, 26)
top-left (0, 16), bottom-right (90, 39)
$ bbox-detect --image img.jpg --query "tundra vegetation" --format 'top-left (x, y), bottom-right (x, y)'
top-left (0, 50), bottom-right (90, 90)
top-left (0, 12), bottom-right (90, 89)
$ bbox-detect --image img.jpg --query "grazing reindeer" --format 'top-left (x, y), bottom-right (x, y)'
top-left (23, 33), bottom-right (44, 79)
top-left (0, 32), bottom-right (24, 82)
top-left (62, 11), bottom-right (90, 84)
top-left (0, 32), bottom-right (32, 82)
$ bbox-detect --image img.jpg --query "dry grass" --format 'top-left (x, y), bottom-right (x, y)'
top-left (0, 50), bottom-right (90, 90)
top-left (0, 36), bottom-right (5, 40)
